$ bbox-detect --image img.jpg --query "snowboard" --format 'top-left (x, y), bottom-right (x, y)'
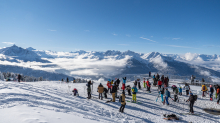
top-left (126, 100), bottom-right (142, 104)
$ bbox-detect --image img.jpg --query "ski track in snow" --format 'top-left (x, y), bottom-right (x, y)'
top-left (0, 81), bottom-right (220, 123)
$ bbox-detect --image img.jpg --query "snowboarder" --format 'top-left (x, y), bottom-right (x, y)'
top-left (111, 84), bottom-right (117, 102)
top-left (107, 81), bottom-right (111, 94)
top-left (158, 79), bottom-right (162, 90)
top-left (119, 92), bottom-right (126, 113)
top-left (165, 88), bottom-right (170, 105)
top-left (17, 74), bottom-right (21, 82)
top-left (132, 85), bottom-right (138, 102)
top-left (146, 79), bottom-right (151, 92)
top-left (179, 87), bottom-right (182, 96)
top-left (174, 87), bottom-right (179, 102)
top-left (209, 85), bottom-right (214, 101)
top-left (87, 86), bottom-right (91, 99)
top-left (72, 88), bottom-right (78, 96)
top-left (186, 92), bottom-right (196, 114)
top-left (97, 83), bottom-right (104, 100)
top-left (104, 87), bottom-right (108, 99)
top-left (184, 83), bottom-right (190, 95)
top-left (126, 85), bottom-right (132, 96)
top-left (122, 77), bottom-right (126, 92)
top-left (160, 86), bottom-right (165, 102)
top-left (217, 86), bottom-right (220, 104)
top-left (137, 79), bottom-right (141, 89)
top-left (143, 78), bottom-right (146, 88)
top-left (201, 84), bottom-right (208, 97)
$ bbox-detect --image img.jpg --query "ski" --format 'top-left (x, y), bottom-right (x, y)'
top-left (180, 113), bottom-right (200, 116)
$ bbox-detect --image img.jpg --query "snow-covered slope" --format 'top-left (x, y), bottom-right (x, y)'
top-left (0, 45), bottom-right (220, 81)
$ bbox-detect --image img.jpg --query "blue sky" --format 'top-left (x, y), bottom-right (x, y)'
top-left (0, 0), bottom-right (220, 55)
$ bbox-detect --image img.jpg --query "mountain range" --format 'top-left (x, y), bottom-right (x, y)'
top-left (0, 45), bottom-right (219, 82)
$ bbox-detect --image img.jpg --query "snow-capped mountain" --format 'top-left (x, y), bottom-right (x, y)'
top-left (0, 45), bottom-right (220, 81)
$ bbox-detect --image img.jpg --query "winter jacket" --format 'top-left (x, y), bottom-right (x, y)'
top-left (137, 80), bottom-right (141, 83)
top-left (174, 88), bottom-right (179, 95)
top-left (107, 82), bottom-right (111, 88)
top-left (87, 87), bottom-right (91, 93)
top-left (123, 77), bottom-right (126, 84)
top-left (72, 89), bottom-right (78, 94)
top-left (122, 84), bottom-right (125, 90)
top-left (160, 88), bottom-right (165, 94)
top-left (87, 81), bottom-right (92, 87)
top-left (165, 90), bottom-right (170, 97)
top-left (121, 94), bottom-right (126, 105)
top-left (111, 86), bottom-right (117, 93)
top-left (97, 85), bottom-right (104, 93)
top-left (116, 79), bottom-right (120, 85)
top-left (217, 88), bottom-right (220, 95)
top-left (153, 76), bottom-right (155, 79)
top-left (201, 85), bottom-right (208, 91)
top-left (158, 81), bottom-right (162, 86)
top-left (184, 85), bottom-right (190, 90)
top-left (146, 81), bottom-right (151, 87)
top-left (134, 81), bottom-right (137, 86)
top-left (104, 88), bottom-right (108, 93)
top-left (179, 88), bottom-right (182, 93)
top-left (126, 86), bottom-right (131, 90)
top-left (189, 95), bottom-right (195, 102)
top-left (132, 87), bottom-right (138, 94)
top-left (111, 80), bottom-right (114, 85)
top-left (210, 87), bottom-right (214, 93)
top-left (18, 74), bottom-right (21, 79)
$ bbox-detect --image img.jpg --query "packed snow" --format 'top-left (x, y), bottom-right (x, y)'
top-left (0, 79), bottom-right (220, 123)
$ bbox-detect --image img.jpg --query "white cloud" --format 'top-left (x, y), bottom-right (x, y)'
top-left (126, 34), bottom-right (131, 37)
top-left (112, 33), bottom-right (118, 36)
top-left (140, 37), bottom-right (156, 42)
top-left (2, 42), bottom-right (15, 45)
top-left (48, 29), bottom-right (57, 31)
top-left (200, 71), bottom-right (211, 76)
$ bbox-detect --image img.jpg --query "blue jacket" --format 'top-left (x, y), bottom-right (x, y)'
top-left (132, 87), bottom-right (138, 94)
top-left (165, 90), bottom-right (170, 97)
top-left (179, 88), bottom-right (182, 93)
top-left (123, 78), bottom-right (126, 84)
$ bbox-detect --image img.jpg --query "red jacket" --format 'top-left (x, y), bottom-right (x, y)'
top-left (217, 88), bottom-right (220, 94)
top-left (107, 83), bottom-right (111, 88)
top-left (143, 81), bottom-right (145, 83)
top-left (122, 83), bottom-right (125, 90)
top-left (146, 81), bottom-right (150, 87)
top-left (158, 81), bottom-right (162, 86)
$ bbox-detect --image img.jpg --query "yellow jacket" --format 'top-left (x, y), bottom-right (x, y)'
top-left (201, 85), bottom-right (207, 91)
top-left (111, 80), bottom-right (113, 85)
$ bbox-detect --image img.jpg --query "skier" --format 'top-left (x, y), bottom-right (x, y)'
top-left (17, 74), bottom-right (21, 82)
top-left (122, 77), bottom-right (126, 93)
top-left (72, 88), bottom-right (78, 96)
top-left (164, 77), bottom-right (168, 87)
top-left (119, 92), bottom-right (126, 113)
top-left (202, 78), bottom-right (205, 82)
top-left (167, 76), bottom-right (170, 87)
top-left (134, 80), bottom-right (137, 87)
top-left (97, 83), bottom-right (104, 100)
top-left (165, 88), bottom-right (170, 105)
top-left (179, 87), bottom-right (182, 96)
top-left (66, 78), bottom-right (69, 83)
top-left (143, 78), bottom-right (146, 88)
top-left (111, 84), bottom-right (117, 102)
top-left (201, 84), bottom-right (208, 97)
top-left (186, 92), bottom-right (196, 114)
top-left (146, 79), bottom-right (151, 92)
top-left (158, 79), bottom-right (162, 90)
top-left (184, 83), bottom-right (190, 95)
top-left (111, 80), bottom-right (114, 85)
top-left (126, 85), bottom-right (132, 96)
top-left (104, 87), bottom-right (108, 99)
top-left (116, 78), bottom-right (120, 90)
top-left (153, 75), bottom-right (157, 86)
top-left (107, 81), bottom-right (111, 94)
top-left (156, 73), bottom-right (160, 82)
top-left (174, 87), bottom-right (179, 102)
top-left (209, 85), bottom-right (214, 101)
top-left (217, 86), bottom-right (220, 104)
top-left (161, 75), bottom-right (164, 84)
top-left (132, 85), bottom-right (138, 102)
top-left (171, 85), bottom-right (177, 93)
top-left (191, 75), bottom-right (195, 84)
top-left (160, 86), bottom-right (165, 103)
top-left (137, 79), bottom-right (141, 89)
top-left (87, 86), bottom-right (91, 99)
top-left (61, 79), bottom-right (63, 82)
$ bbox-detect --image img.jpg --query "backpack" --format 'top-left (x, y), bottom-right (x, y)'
top-left (202, 86), bottom-right (206, 91)
top-left (193, 95), bottom-right (197, 101)
top-left (119, 96), bottom-right (122, 102)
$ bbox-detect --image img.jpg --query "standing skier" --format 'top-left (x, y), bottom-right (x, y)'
top-left (104, 87), bottom-right (108, 99)
top-left (143, 78), bottom-right (146, 88)
top-left (161, 75), bottom-right (164, 84)
top-left (149, 72), bottom-right (151, 77)
top-left (132, 85), bottom-right (138, 102)
top-left (217, 86), bottom-right (220, 104)
top-left (119, 92), bottom-right (126, 113)
top-left (146, 79), bottom-right (151, 92)
top-left (111, 84), bottom-right (117, 102)
top-left (209, 85), bottom-right (214, 101)
top-left (191, 75), bottom-right (195, 84)
top-left (126, 85), bottom-right (132, 96)
top-left (186, 92), bottom-right (196, 114)
top-left (97, 83), bottom-right (104, 100)
top-left (17, 74), bottom-right (21, 82)
top-left (66, 78), bottom-right (69, 83)
top-left (174, 87), bottom-right (179, 102)
top-left (137, 79), bottom-right (141, 89)
top-left (87, 86), bottom-right (91, 99)
top-left (107, 81), bottom-right (111, 94)
top-left (160, 86), bottom-right (165, 103)
top-left (72, 88), bottom-right (78, 96)
top-left (201, 84), bottom-right (208, 97)
top-left (165, 88), bottom-right (170, 105)
top-left (184, 83), bottom-right (190, 95)
top-left (179, 87), bottom-right (182, 96)
top-left (122, 77), bottom-right (126, 93)
top-left (153, 75), bottom-right (157, 86)
top-left (158, 79), bottom-right (162, 90)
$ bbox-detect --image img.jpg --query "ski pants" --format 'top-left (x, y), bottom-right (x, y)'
top-left (210, 92), bottom-right (213, 100)
top-left (99, 93), bottom-right (103, 100)
top-left (189, 101), bottom-right (194, 113)
top-left (119, 104), bottom-right (126, 112)
top-left (179, 92), bottom-right (182, 96)
top-left (115, 92), bottom-right (117, 98)
top-left (88, 92), bottom-right (91, 99)
top-left (147, 86), bottom-right (150, 91)
top-left (186, 90), bottom-right (189, 95)
top-left (132, 94), bottom-right (136, 102)
top-left (165, 97), bottom-right (169, 105)
top-left (158, 85), bottom-right (161, 90)
top-left (138, 82), bottom-right (141, 89)
top-left (161, 94), bottom-right (164, 102)
top-left (143, 83), bottom-right (146, 88)
top-left (112, 93), bottom-right (115, 102)
top-left (128, 90), bottom-right (131, 95)
top-left (174, 95), bottom-right (178, 102)
top-left (108, 88), bottom-right (111, 94)
top-left (104, 92), bottom-right (107, 98)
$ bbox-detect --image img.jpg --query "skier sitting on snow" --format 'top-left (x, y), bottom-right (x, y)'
top-left (126, 85), bottom-right (132, 96)
top-left (72, 88), bottom-right (78, 96)
top-left (209, 85), bottom-right (214, 101)
top-left (179, 87), bottom-right (182, 96)
top-left (201, 84), bottom-right (208, 97)
top-left (132, 85), bottom-right (138, 102)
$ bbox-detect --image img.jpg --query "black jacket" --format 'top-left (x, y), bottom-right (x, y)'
top-left (111, 86), bottom-right (117, 93)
